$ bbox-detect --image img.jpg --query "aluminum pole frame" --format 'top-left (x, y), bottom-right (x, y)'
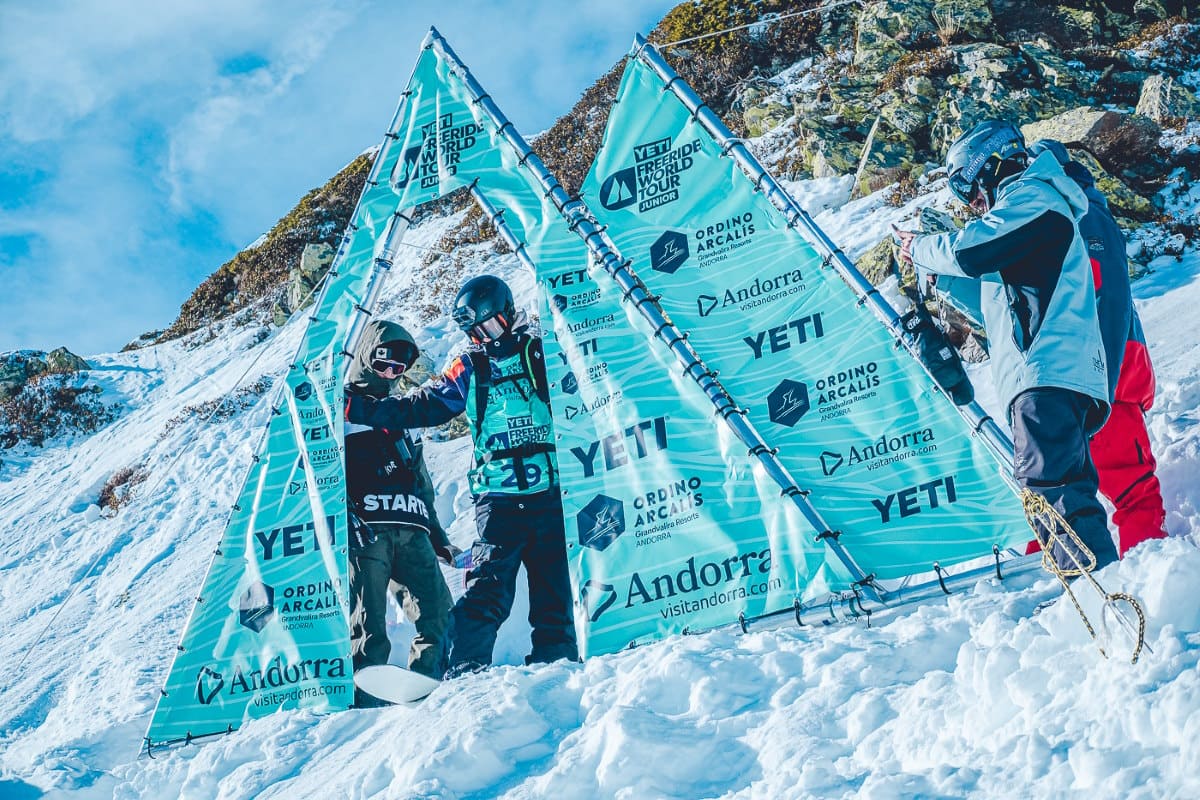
top-left (631, 35), bottom-right (1016, 472)
top-left (425, 28), bottom-right (879, 601)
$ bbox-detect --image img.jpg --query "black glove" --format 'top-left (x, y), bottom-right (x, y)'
top-left (900, 303), bottom-right (975, 406)
top-left (433, 542), bottom-right (463, 567)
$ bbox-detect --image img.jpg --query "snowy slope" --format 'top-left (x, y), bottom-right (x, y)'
top-left (3, 125), bottom-right (1200, 800)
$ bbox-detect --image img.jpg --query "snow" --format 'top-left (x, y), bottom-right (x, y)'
top-left (4, 89), bottom-right (1200, 800)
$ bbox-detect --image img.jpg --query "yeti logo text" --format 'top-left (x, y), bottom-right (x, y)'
top-left (393, 113), bottom-right (481, 190)
top-left (570, 417), bottom-right (668, 478)
top-left (872, 476), bottom-right (958, 523)
top-left (554, 338), bottom-right (599, 365)
top-left (819, 451), bottom-right (844, 476)
top-left (600, 136), bottom-right (702, 212)
top-left (767, 380), bottom-right (810, 427)
top-left (744, 313), bottom-right (825, 360)
top-left (239, 581), bottom-right (275, 633)
top-left (579, 580), bottom-right (618, 623)
top-left (254, 516), bottom-right (338, 561)
top-left (196, 666), bottom-right (225, 705)
top-left (577, 495), bottom-right (626, 551)
top-left (547, 269), bottom-right (589, 289)
top-left (650, 231), bottom-right (690, 274)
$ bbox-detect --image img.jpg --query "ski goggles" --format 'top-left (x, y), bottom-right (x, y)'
top-left (947, 168), bottom-right (979, 205)
top-left (370, 358), bottom-right (409, 378)
top-left (467, 313), bottom-right (509, 343)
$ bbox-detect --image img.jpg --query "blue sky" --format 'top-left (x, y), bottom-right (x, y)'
top-left (0, 0), bottom-right (677, 355)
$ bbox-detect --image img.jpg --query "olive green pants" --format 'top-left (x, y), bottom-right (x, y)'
top-left (349, 523), bottom-right (453, 679)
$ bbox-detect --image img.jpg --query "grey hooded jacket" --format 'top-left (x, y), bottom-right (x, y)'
top-left (911, 151), bottom-right (1109, 427)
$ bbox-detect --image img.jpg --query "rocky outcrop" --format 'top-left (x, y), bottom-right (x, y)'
top-left (272, 242), bottom-right (337, 327)
top-left (1137, 74), bottom-right (1200, 121)
top-left (0, 348), bottom-right (91, 401)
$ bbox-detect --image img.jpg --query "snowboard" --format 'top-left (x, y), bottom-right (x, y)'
top-left (354, 665), bottom-right (441, 704)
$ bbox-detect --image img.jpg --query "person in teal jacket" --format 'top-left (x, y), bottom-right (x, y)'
top-left (897, 120), bottom-right (1118, 572)
top-left (346, 275), bottom-right (578, 676)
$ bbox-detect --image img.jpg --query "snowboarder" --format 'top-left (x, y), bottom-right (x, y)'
top-left (1027, 139), bottom-right (1169, 556)
top-left (896, 119), bottom-right (1119, 572)
top-left (344, 320), bottom-right (456, 697)
top-left (345, 275), bottom-right (579, 677)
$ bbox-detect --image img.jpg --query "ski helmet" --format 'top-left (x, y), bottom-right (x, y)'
top-left (452, 275), bottom-right (516, 342)
top-left (944, 120), bottom-right (1028, 207)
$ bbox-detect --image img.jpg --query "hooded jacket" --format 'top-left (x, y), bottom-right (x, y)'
top-left (344, 320), bottom-right (450, 549)
top-left (911, 151), bottom-right (1109, 427)
top-left (346, 323), bottom-right (558, 497)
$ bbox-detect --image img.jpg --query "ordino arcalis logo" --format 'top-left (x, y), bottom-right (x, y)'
top-left (576, 494), bottom-right (626, 551)
top-left (599, 136), bottom-right (702, 213)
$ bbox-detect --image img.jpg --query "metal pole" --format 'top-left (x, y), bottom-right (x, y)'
top-left (428, 27), bottom-right (880, 601)
top-left (631, 35), bottom-right (1016, 471)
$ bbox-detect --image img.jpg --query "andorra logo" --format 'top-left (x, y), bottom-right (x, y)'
top-left (577, 494), bottom-right (626, 551)
top-left (195, 665), bottom-right (225, 706)
top-left (767, 379), bottom-right (810, 427)
top-left (650, 230), bottom-right (690, 274)
top-left (697, 294), bottom-right (719, 317)
top-left (579, 579), bottom-right (618, 623)
top-left (819, 450), bottom-right (844, 477)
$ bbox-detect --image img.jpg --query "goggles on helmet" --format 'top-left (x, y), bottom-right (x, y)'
top-left (947, 168), bottom-right (979, 205)
top-left (468, 313), bottom-right (509, 343)
top-left (370, 358), bottom-right (409, 378)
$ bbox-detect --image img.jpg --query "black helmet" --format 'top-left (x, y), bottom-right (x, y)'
top-left (945, 120), bottom-right (1027, 206)
top-left (452, 275), bottom-right (516, 342)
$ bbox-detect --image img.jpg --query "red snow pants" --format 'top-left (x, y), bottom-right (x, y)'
top-left (1090, 399), bottom-right (1168, 555)
top-left (1026, 339), bottom-right (1168, 558)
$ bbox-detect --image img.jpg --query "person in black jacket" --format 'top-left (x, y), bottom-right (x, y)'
top-left (346, 276), bottom-right (578, 677)
top-left (345, 320), bottom-right (457, 692)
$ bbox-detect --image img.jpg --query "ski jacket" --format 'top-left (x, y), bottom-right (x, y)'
top-left (347, 329), bottom-right (559, 497)
top-left (911, 151), bottom-right (1109, 427)
top-left (343, 320), bottom-right (450, 549)
top-left (1062, 159), bottom-right (1156, 411)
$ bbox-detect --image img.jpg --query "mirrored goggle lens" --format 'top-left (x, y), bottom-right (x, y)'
top-left (370, 359), bottom-right (409, 376)
top-left (947, 170), bottom-right (975, 204)
top-left (470, 314), bottom-right (508, 342)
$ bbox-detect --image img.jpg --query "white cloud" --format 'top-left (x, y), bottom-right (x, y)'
top-left (0, 0), bottom-right (677, 354)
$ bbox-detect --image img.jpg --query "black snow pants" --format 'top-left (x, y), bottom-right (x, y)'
top-left (1011, 388), bottom-right (1119, 572)
top-left (447, 489), bottom-right (579, 673)
top-left (349, 522), bottom-right (453, 681)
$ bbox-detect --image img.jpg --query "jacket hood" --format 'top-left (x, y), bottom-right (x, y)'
top-left (1016, 150), bottom-right (1090, 222)
top-left (346, 320), bottom-right (418, 398)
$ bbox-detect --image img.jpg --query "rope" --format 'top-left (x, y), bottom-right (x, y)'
top-left (655, 0), bottom-right (865, 50)
top-left (1020, 490), bottom-right (1147, 664)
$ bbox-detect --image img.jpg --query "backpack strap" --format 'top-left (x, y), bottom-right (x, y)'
top-left (521, 335), bottom-right (550, 405)
top-left (466, 349), bottom-right (491, 438)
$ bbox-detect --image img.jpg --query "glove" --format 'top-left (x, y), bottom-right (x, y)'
top-left (434, 543), bottom-right (463, 567)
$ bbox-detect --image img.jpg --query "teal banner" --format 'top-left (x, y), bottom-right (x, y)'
top-left (145, 120), bottom-right (414, 745)
top-left (581, 57), bottom-right (1028, 580)
top-left (379, 36), bottom-right (829, 657)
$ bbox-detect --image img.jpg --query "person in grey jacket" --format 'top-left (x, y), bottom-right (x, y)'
top-left (896, 119), bottom-right (1118, 572)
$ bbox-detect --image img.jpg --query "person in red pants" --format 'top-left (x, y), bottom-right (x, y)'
top-left (1027, 140), bottom-right (1169, 557)
top-left (1089, 314), bottom-right (1169, 555)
